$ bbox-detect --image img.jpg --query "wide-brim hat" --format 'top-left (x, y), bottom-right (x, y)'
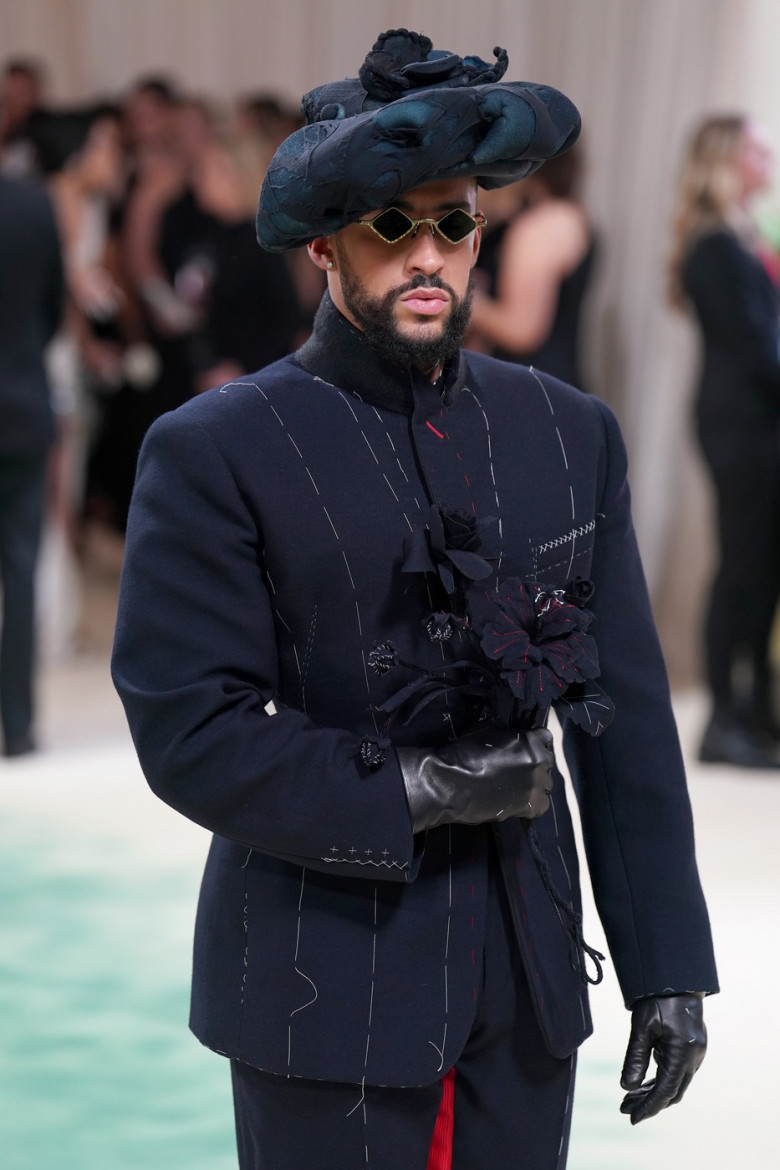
top-left (256, 28), bottom-right (581, 252)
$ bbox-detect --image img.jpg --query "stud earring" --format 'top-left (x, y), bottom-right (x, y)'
top-left (326, 260), bottom-right (334, 270)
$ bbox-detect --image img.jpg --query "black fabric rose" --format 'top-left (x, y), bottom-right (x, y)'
top-left (402, 504), bottom-right (493, 596)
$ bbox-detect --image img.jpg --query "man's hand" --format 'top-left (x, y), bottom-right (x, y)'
top-left (620, 993), bottom-right (707, 1124)
top-left (396, 726), bottom-right (554, 833)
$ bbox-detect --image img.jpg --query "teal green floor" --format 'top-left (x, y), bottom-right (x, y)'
top-left (1, 660), bottom-right (777, 1168)
top-left (0, 798), bottom-right (234, 1170)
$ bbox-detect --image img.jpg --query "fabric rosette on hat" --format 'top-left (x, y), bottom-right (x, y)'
top-left (256, 28), bottom-right (581, 251)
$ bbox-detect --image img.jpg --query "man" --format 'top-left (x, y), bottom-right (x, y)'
top-left (112, 30), bottom-right (718, 1170)
top-left (0, 172), bottom-right (63, 755)
top-left (0, 59), bottom-right (48, 176)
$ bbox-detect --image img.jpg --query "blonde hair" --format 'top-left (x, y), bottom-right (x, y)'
top-left (667, 113), bottom-right (748, 309)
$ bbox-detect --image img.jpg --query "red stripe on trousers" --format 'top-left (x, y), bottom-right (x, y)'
top-left (426, 1068), bottom-right (455, 1170)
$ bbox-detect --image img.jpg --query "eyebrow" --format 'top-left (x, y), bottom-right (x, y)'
top-left (390, 198), bottom-right (473, 214)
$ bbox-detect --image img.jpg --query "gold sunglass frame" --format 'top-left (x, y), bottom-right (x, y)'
top-left (357, 207), bottom-right (487, 245)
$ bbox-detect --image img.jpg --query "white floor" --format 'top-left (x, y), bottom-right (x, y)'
top-left (2, 553), bottom-right (778, 1168)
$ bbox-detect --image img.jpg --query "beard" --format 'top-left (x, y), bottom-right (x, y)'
top-left (335, 255), bottom-right (473, 372)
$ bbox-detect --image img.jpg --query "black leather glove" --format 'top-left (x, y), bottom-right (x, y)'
top-left (620, 993), bottom-right (707, 1124)
top-left (396, 726), bottom-right (554, 833)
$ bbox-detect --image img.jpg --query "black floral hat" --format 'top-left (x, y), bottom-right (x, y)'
top-left (256, 28), bottom-right (581, 251)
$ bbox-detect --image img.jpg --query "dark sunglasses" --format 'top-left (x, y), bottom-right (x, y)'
top-left (357, 206), bottom-right (487, 245)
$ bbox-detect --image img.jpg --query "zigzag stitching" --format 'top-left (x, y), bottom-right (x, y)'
top-left (534, 520), bottom-right (596, 557)
top-left (321, 856), bottom-right (409, 870)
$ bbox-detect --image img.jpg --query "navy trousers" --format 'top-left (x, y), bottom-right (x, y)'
top-left (0, 451), bottom-right (48, 752)
top-left (230, 851), bottom-right (576, 1170)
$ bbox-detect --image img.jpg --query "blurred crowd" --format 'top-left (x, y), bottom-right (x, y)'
top-left (0, 57), bottom-right (323, 540)
top-left (2, 55), bottom-right (780, 768)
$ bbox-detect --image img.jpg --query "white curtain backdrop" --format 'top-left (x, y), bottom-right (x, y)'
top-left (2, 0), bottom-right (776, 683)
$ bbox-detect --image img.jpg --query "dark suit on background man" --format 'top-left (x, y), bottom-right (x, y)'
top-left (0, 174), bottom-right (63, 755)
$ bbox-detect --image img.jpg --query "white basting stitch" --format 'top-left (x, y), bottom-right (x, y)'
top-left (534, 546), bottom-right (592, 575)
top-left (321, 855), bottom-right (409, 869)
top-left (555, 426), bottom-right (569, 470)
top-left (346, 1076), bottom-right (365, 1118)
top-left (219, 380), bottom-right (257, 394)
top-left (322, 506), bottom-right (340, 539)
top-left (529, 367), bottom-right (581, 576)
top-left (287, 433), bottom-right (304, 459)
top-left (306, 467), bottom-right (320, 496)
top-left (337, 390), bottom-right (361, 423)
top-left (428, 825), bottom-right (453, 1073)
top-left (529, 365), bottom-right (555, 415)
top-left (342, 550), bottom-right (356, 590)
top-left (383, 473), bottom-right (399, 501)
top-left (274, 608), bottom-right (292, 633)
top-left (549, 790), bottom-right (560, 835)
top-left (362, 432), bottom-right (380, 463)
top-left (288, 868), bottom-right (319, 1075)
top-left (462, 386), bottom-right (503, 570)
top-left (240, 882), bottom-right (249, 1008)
top-left (557, 844), bottom-right (573, 891)
top-left (360, 649), bottom-right (380, 733)
top-left (347, 886), bottom-right (379, 1129)
top-left (299, 606), bottom-right (318, 715)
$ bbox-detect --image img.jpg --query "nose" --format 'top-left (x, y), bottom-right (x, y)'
top-left (403, 226), bottom-right (446, 277)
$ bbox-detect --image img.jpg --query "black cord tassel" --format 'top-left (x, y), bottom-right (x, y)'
top-left (525, 823), bottom-right (605, 986)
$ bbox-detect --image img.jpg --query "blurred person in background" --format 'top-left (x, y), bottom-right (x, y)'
top-left (669, 113), bottom-right (780, 768)
top-left (113, 29), bottom-right (716, 1170)
top-left (32, 102), bottom-right (131, 645)
top-left (34, 105), bottom-right (149, 523)
top-left (162, 131), bottom-right (304, 393)
top-left (0, 170), bottom-right (63, 755)
top-left (236, 91), bottom-right (326, 337)
top-left (468, 143), bottom-right (596, 389)
top-left (0, 57), bottom-right (49, 177)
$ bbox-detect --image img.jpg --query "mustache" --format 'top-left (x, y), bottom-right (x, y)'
top-left (392, 273), bottom-right (455, 298)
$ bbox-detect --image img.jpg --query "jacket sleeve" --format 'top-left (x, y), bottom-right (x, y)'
top-left (111, 407), bottom-right (421, 882)
top-left (561, 397), bottom-right (719, 1005)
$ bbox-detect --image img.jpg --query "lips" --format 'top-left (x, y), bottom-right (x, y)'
top-left (400, 289), bottom-right (450, 316)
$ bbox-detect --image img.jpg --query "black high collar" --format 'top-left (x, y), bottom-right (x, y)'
top-left (293, 292), bottom-right (468, 414)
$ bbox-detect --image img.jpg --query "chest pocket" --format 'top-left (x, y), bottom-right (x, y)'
top-left (530, 520), bottom-right (597, 587)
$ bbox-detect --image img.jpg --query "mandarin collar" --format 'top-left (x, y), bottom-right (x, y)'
top-left (293, 292), bottom-right (468, 414)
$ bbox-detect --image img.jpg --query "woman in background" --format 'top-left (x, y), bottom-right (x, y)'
top-left (669, 113), bottom-right (780, 768)
top-left (469, 143), bottom-right (595, 389)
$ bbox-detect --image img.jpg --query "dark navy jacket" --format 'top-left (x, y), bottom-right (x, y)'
top-left (112, 296), bottom-right (718, 1086)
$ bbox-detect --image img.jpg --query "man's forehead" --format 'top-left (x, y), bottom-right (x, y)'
top-left (387, 177), bottom-right (479, 212)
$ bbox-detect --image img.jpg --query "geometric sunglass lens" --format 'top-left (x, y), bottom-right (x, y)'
top-left (371, 207), bottom-right (414, 242)
top-left (436, 208), bottom-right (477, 243)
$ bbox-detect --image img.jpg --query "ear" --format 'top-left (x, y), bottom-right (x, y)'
top-left (308, 236), bottom-right (335, 271)
top-left (470, 225), bottom-right (482, 268)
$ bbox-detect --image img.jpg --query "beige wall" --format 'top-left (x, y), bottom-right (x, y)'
top-left (3, 0), bottom-right (778, 684)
